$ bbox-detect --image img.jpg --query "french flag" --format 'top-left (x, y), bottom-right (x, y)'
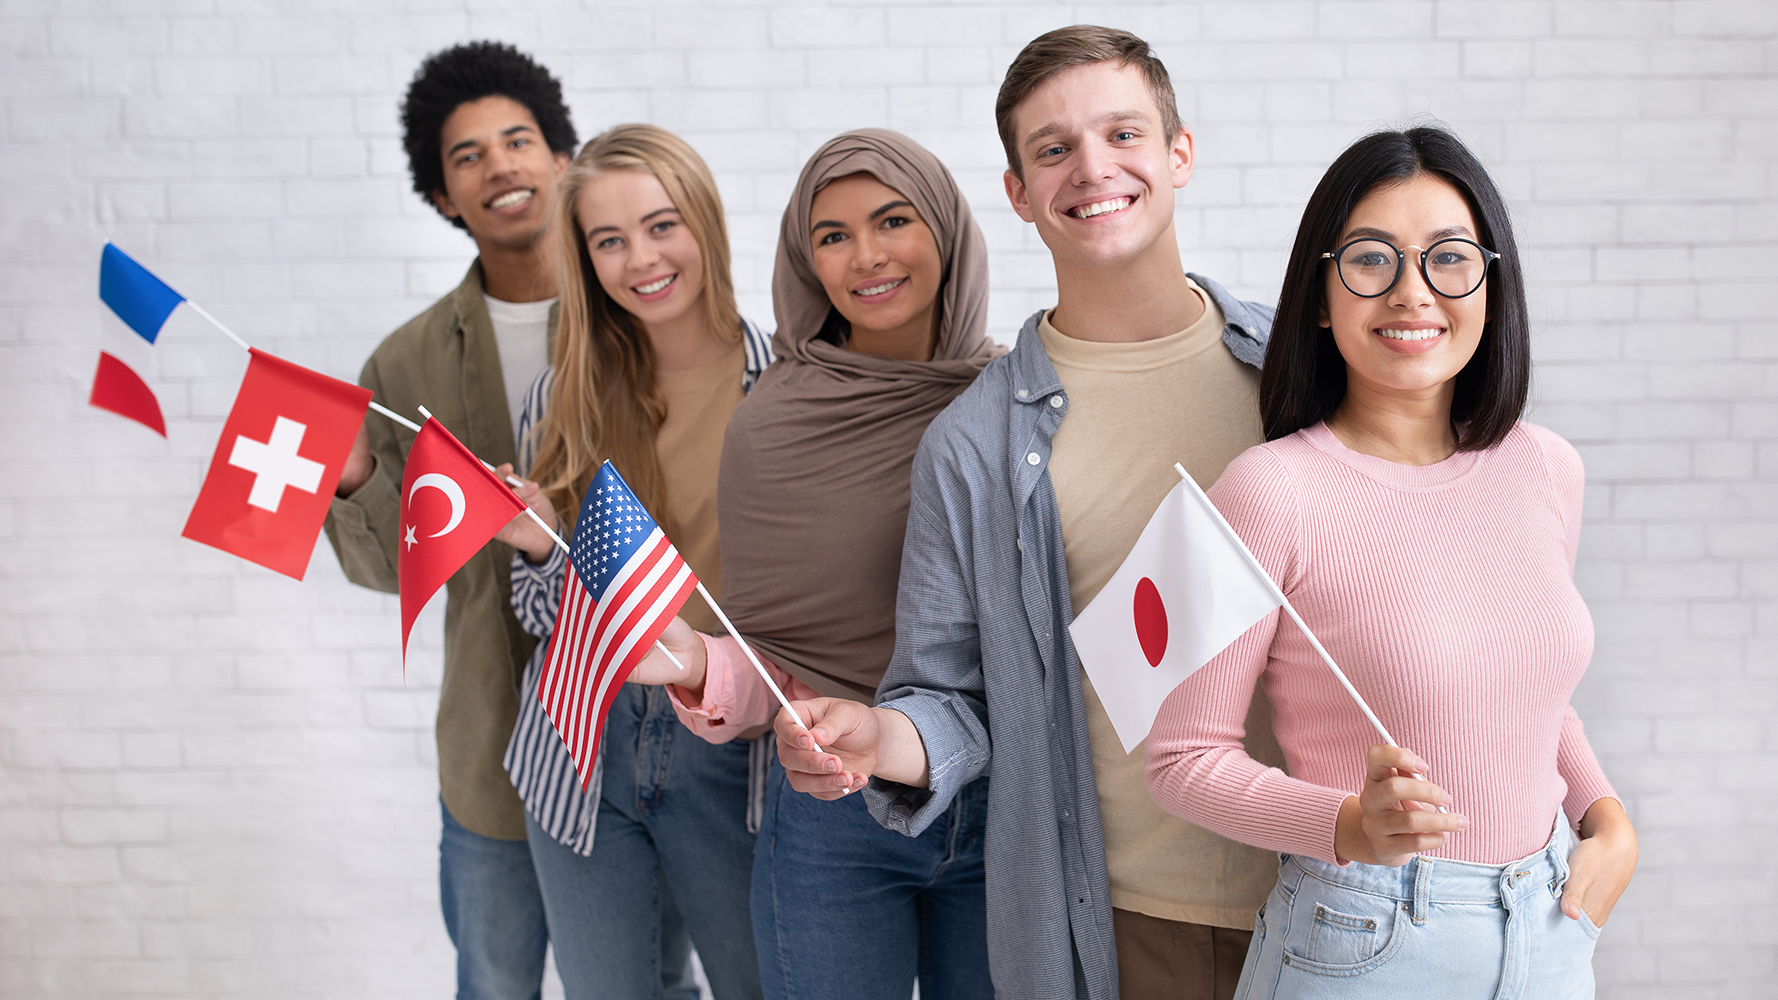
top-left (91, 243), bottom-right (181, 437)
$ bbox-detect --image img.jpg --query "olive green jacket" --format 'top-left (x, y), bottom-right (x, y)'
top-left (325, 261), bottom-right (555, 840)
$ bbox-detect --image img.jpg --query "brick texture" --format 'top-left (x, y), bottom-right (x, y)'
top-left (1, 1), bottom-right (1772, 997)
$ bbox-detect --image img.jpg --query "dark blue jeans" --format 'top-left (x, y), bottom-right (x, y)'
top-left (527, 684), bottom-right (763, 1000)
top-left (439, 798), bottom-right (548, 1000)
top-left (752, 758), bottom-right (992, 1000)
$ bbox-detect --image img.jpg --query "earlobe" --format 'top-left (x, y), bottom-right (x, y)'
top-left (554, 151), bottom-right (570, 175)
top-left (1317, 298), bottom-right (1330, 329)
top-left (1004, 169), bottom-right (1034, 223)
top-left (431, 190), bottom-right (460, 219)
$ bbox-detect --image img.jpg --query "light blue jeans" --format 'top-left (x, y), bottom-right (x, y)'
top-left (1236, 814), bottom-right (1600, 999)
top-left (526, 684), bottom-right (763, 1000)
top-left (439, 798), bottom-right (549, 1000)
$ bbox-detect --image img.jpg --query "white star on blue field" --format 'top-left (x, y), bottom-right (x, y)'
top-left (571, 464), bottom-right (659, 598)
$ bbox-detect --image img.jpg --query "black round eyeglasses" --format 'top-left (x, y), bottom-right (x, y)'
top-left (1320, 237), bottom-right (1500, 299)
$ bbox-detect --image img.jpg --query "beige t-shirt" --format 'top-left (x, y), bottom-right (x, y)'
top-left (1039, 278), bottom-right (1284, 929)
top-left (654, 341), bottom-right (746, 636)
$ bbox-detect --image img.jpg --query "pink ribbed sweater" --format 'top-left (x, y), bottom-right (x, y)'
top-left (1145, 421), bottom-right (1618, 866)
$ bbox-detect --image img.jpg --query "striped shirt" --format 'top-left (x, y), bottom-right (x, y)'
top-left (504, 321), bottom-right (774, 853)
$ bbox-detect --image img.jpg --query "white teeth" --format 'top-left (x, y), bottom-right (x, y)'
top-left (634, 275), bottom-right (674, 295)
top-left (1072, 197), bottom-right (1130, 219)
top-left (1377, 327), bottom-right (1442, 341)
top-left (855, 278), bottom-right (905, 298)
top-left (489, 189), bottom-right (533, 210)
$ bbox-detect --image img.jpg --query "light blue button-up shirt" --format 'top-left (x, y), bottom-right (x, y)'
top-left (865, 274), bottom-right (1272, 1000)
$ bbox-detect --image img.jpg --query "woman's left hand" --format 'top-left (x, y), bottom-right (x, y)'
top-left (492, 464), bottom-right (560, 564)
top-left (1562, 797), bottom-right (1637, 928)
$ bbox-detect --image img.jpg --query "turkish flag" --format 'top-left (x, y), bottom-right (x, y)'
top-left (398, 418), bottom-right (528, 669)
top-left (181, 349), bottom-right (372, 580)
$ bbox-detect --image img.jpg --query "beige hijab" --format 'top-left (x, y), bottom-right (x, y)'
top-left (716, 129), bottom-right (998, 700)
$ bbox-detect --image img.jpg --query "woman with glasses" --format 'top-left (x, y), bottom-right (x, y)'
top-left (1144, 126), bottom-right (1637, 997)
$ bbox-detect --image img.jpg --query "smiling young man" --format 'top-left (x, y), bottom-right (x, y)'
top-left (323, 42), bottom-right (574, 1000)
top-left (773, 26), bottom-right (1281, 1000)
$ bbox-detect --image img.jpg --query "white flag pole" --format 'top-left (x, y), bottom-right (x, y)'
top-left (1173, 463), bottom-right (1400, 747)
top-left (693, 582), bottom-right (824, 754)
top-left (170, 289), bottom-right (693, 679)
top-left (183, 300), bottom-right (253, 352)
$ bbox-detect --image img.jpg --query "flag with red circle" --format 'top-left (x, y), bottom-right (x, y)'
top-left (1069, 474), bottom-right (1283, 753)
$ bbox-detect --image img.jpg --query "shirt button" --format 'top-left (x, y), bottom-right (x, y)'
top-left (1026, 452), bottom-right (1041, 466)
top-left (1016, 388), bottom-right (1030, 400)
top-left (1049, 395), bottom-right (1063, 408)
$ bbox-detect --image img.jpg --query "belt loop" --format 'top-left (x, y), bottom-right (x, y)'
top-left (1411, 857), bottom-right (1432, 925)
top-left (1547, 813), bottom-right (1572, 897)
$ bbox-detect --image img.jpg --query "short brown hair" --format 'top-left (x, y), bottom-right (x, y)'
top-left (995, 25), bottom-right (1183, 179)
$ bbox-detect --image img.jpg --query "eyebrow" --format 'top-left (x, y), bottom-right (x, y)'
top-left (869, 199), bottom-right (913, 221)
top-left (585, 207), bottom-right (680, 240)
top-left (447, 124), bottom-right (539, 158)
top-left (1022, 110), bottom-right (1149, 152)
top-left (1342, 224), bottom-right (1476, 243)
top-left (810, 199), bottom-right (915, 236)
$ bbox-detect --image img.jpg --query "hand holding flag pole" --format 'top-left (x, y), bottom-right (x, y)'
top-left (408, 406), bottom-right (690, 676)
top-left (131, 243), bottom-right (686, 674)
top-left (690, 579), bottom-right (822, 753)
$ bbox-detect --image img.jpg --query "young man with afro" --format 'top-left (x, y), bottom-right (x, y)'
top-left (325, 41), bottom-right (575, 1000)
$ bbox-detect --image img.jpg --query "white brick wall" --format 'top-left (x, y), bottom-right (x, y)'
top-left (1, 1), bottom-right (1772, 996)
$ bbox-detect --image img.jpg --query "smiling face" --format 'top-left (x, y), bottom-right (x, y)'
top-left (431, 95), bottom-right (570, 251)
top-left (808, 173), bottom-right (944, 360)
top-left (576, 168), bottom-right (707, 330)
top-left (1002, 61), bottom-right (1192, 271)
top-left (1320, 173), bottom-right (1490, 407)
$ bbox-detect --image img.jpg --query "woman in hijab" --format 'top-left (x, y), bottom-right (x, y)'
top-left (626, 129), bottom-right (1000, 999)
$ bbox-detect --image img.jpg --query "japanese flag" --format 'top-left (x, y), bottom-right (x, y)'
top-left (180, 349), bottom-right (371, 580)
top-left (1070, 471), bottom-right (1283, 753)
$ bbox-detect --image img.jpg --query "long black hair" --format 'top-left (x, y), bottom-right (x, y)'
top-left (1260, 126), bottom-right (1530, 451)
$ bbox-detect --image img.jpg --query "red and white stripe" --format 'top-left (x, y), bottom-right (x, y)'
top-left (538, 528), bottom-right (697, 789)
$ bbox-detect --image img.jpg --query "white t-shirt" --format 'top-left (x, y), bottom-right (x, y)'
top-left (482, 294), bottom-right (554, 445)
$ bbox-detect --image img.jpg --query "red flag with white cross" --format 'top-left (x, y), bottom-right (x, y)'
top-left (397, 418), bottom-right (528, 670)
top-left (181, 348), bottom-right (372, 580)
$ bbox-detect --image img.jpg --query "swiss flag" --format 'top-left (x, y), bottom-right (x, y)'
top-left (398, 418), bottom-right (528, 669)
top-left (181, 349), bottom-right (372, 580)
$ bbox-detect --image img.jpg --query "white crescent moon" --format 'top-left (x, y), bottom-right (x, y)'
top-left (408, 473), bottom-right (466, 538)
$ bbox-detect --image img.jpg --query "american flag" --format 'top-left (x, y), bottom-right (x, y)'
top-left (539, 461), bottom-right (698, 789)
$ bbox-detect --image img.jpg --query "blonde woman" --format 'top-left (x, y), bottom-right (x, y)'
top-left (494, 124), bottom-right (771, 1000)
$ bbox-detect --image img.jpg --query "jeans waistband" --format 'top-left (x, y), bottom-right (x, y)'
top-left (1283, 811), bottom-right (1576, 923)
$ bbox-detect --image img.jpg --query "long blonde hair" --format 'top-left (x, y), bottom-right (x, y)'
top-left (528, 124), bottom-right (742, 534)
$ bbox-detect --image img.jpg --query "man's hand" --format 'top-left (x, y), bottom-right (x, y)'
top-left (774, 699), bottom-right (929, 801)
top-left (335, 417), bottom-right (374, 496)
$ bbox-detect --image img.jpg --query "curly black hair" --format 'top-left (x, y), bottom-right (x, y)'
top-left (400, 41), bottom-right (578, 231)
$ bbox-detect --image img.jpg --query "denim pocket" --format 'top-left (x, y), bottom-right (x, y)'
top-left (1574, 905), bottom-right (1602, 941)
top-left (1305, 903), bottom-right (1381, 966)
top-left (1281, 891), bottom-right (1406, 978)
